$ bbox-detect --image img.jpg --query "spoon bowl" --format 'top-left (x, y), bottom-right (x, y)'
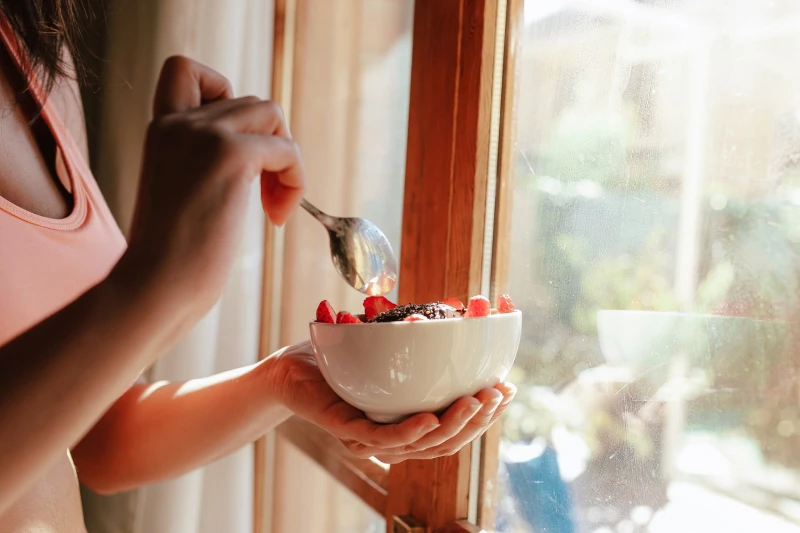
top-left (301, 199), bottom-right (398, 296)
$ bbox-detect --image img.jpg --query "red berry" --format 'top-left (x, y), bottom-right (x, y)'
top-left (442, 297), bottom-right (465, 309)
top-left (336, 311), bottom-right (362, 324)
top-left (404, 313), bottom-right (429, 322)
top-left (315, 300), bottom-right (336, 323)
top-left (464, 295), bottom-right (491, 318)
top-left (363, 295), bottom-right (397, 320)
top-left (497, 294), bottom-right (515, 313)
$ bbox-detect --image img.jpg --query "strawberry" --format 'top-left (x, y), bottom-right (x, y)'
top-left (404, 313), bottom-right (429, 322)
top-left (315, 300), bottom-right (336, 323)
top-left (363, 295), bottom-right (397, 320)
top-left (336, 311), bottom-right (362, 324)
top-left (497, 294), bottom-right (515, 313)
top-left (464, 295), bottom-right (491, 318)
top-left (442, 297), bottom-right (464, 309)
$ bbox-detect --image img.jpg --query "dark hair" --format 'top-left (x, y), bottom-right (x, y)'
top-left (0, 0), bottom-right (94, 95)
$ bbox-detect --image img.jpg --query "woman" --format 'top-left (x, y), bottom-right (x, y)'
top-left (0, 1), bottom-right (516, 531)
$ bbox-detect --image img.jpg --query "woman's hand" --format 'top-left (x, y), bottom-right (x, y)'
top-left (117, 56), bottom-right (304, 318)
top-left (267, 342), bottom-right (516, 463)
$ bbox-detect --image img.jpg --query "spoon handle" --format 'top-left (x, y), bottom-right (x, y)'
top-left (300, 198), bottom-right (336, 228)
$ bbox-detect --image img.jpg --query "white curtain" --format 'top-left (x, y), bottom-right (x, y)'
top-left (269, 2), bottom-right (412, 532)
top-left (81, 1), bottom-right (274, 532)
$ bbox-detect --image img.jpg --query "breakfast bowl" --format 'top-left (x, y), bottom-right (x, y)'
top-left (309, 308), bottom-right (522, 423)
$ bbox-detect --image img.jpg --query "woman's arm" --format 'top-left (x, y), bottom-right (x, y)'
top-left (72, 355), bottom-right (291, 494)
top-left (2, 56), bottom-right (516, 507)
top-left (72, 341), bottom-right (516, 495)
top-left (0, 267), bottom-right (187, 513)
top-left (0, 55), bottom-right (306, 514)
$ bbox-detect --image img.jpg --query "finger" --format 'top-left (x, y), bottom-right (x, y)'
top-left (235, 135), bottom-right (304, 225)
top-left (447, 387), bottom-right (507, 444)
top-left (495, 382), bottom-right (517, 410)
top-left (325, 401), bottom-right (439, 458)
top-left (375, 453), bottom-right (424, 465)
top-left (431, 384), bottom-right (515, 450)
top-left (383, 396), bottom-right (483, 455)
top-left (236, 135), bottom-right (303, 179)
top-left (153, 56), bottom-right (234, 117)
top-left (376, 388), bottom-right (507, 462)
top-left (487, 382), bottom-right (516, 425)
top-left (208, 98), bottom-right (292, 138)
top-left (409, 392), bottom-right (493, 451)
top-left (343, 411), bottom-right (441, 449)
top-left (374, 414), bottom-right (489, 464)
top-left (353, 384), bottom-right (518, 462)
top-left (261, 171), bottom-right (303, 225)
top-left (322, 399), bottom-right (440, 457)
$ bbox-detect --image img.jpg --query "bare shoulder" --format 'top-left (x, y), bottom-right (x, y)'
top-left (47, 47), bottom-right (90, 162)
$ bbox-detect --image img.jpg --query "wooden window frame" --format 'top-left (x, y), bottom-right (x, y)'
top-left (475, 0), bottom-right (523, 529)
top-left (254, 0), bottom-right (296, 531)
top-left (255, 0), bottom-right (523, 531)
top-left (385, 0), bottom-right (501, 531)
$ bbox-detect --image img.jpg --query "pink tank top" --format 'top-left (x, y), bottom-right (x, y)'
top-left (0, 17), bottom-right (127, 346)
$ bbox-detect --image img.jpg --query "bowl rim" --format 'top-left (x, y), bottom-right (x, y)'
top-left (309, 309), bottom-right (521, 327)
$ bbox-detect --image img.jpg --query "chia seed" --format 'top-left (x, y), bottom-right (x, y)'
top-left (369, 302), bottom-right (464, 323)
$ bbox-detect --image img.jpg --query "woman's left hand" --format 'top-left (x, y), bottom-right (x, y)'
top-left (266, 341), bottom-right (516, 463)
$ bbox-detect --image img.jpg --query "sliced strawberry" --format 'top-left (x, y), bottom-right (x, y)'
top-left (464, 295), bottom-right (491, 318)
top-left (336, 311), bottom-right (362, 324)
top-left (315, 300), bottom-right (336, 323)
top-left (442, 297), bottom-right (465, 309)
top-left (404, 313), bottom-right (429, 322)
top-left (363, 295), bottom-right (397, 320)
top-left (497, 294), bottom-right (515, 313)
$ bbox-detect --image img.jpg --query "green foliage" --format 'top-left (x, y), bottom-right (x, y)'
top-left (538, 108), bottom-right (630, 187)
top-left (563, 230), bottom-right (681, 334)
top-left (502, 183), bottom-right (800, 472)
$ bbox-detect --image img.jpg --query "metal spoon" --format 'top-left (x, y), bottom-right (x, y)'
top-left (300, 198), bottom-right (398, 296)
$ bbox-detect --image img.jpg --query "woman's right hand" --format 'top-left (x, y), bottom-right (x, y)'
top-left (116, 56), bottom-right (305, 318)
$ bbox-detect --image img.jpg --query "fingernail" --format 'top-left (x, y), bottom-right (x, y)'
top-left (467, 403), bottom-right (481, 414)
top-left (424, 422), bottom-right (441, 431)
top-left (489, 396), bottom-right (503, 406)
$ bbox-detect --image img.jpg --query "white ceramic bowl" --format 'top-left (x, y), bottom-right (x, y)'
top-left (309, 311), bottom-right (522, 423)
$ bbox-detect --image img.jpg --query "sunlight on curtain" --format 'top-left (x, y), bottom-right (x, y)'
top-left (271, 1), bottom-right (413, 532)
top-left (81, 1), bottom-right (274, 532)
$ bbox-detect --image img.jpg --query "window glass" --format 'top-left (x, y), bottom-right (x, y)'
top-left (497, 1), bottom-right (800, 531)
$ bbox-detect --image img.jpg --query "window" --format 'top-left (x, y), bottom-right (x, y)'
top-left (261, 1), bottom-right (800, 532)
top-left (259, 1), bottom-right (503, 532)
top-left (495, 1), bottom-right (800, 532)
